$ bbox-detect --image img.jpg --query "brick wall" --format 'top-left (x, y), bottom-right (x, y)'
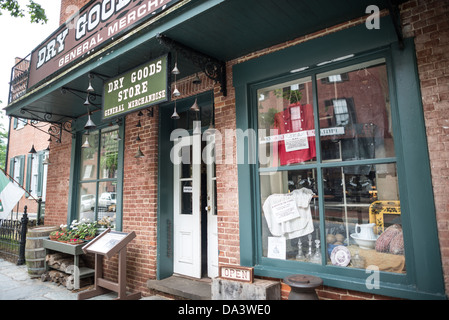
top-left (44, 129), bottom-right (72, 227)
top-left (59, 0), bottom-right (89, 25)
top-left (116, 109), bottom-right (159, 292)
top-left (214, 64), bottom-right (241, 266)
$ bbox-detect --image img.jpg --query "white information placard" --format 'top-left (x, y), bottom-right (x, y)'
top-left (86, 231), bottom-right (127, 255)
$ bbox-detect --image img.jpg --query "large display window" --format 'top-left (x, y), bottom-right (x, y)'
top-left (257, 58), bottom-right (405, 273)
top-left (235, 21), bottom-right (445, 299)
top-left (77, 125), bottom-right (120, 228)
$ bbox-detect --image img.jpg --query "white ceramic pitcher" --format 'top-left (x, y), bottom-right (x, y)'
top-left (354, 223), bottom-right (376, 240)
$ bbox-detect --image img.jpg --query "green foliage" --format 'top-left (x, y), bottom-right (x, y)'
top-left (0, 110), bottom-right (8, 170)
top-left (0, 0), bottom-right (47, 24)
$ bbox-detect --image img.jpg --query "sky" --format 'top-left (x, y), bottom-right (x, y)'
top-left (0, 0), bottom-right (61, 130)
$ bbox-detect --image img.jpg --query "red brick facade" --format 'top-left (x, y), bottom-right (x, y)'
top-left (12, 0), bottom-right (447, 299)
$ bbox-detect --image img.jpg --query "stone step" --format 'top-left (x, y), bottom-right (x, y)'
top-left (147, 275), bottom-right (211, 300)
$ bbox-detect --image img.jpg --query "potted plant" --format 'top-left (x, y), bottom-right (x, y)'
top-left (49, 224), bottom-right (68, 241)
top-left (67, 237), bottom-right (84, 245)
top-left (49, 230), bottom-right (62, 241)
top-left (69, 218), bottom-right (98, 241)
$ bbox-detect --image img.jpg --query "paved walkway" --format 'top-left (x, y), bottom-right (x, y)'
top-left (0, 258), bottom-right (167, 300)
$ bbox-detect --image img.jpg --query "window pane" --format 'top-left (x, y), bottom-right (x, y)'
top-left (317, 59), bottom-right (395, 162)
top-left (181, 180), bottom-right (193, 215)
top-left (323, 164), bottom-right (405, 273)
top-left (181, 145), bottom-right (193, 179)
top-left (80, 131), bottom-right (99, 181)
top-left (78, 182), bottom-right (96, 222)
top-left (258, 77), bottom-right (316, 168)
top-left (99, 126), bottom-right (119, 179)
top-left (260, 169), bottom-right (321, 263)
top-left (97, 181), bottom-right (117, 228)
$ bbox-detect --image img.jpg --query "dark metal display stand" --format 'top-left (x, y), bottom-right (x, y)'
top-left (78, 228), bottom-right (141, 300)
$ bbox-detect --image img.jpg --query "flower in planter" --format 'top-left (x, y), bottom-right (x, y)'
top-left (68, 218), bottom-right (99, 240)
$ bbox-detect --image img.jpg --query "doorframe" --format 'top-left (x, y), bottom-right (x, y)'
top-left (156, 91), bottom-right (214, 280)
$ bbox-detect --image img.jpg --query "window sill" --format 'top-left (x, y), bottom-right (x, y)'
top-left (253, 264), bottom-right (447, 300)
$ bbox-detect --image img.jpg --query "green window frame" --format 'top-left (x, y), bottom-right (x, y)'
top-left (68, 112), bottom-right (125, 231)
top-left (9, 155), bottom-right (25, 187)
top-left (233, 17), bottom-right (445, 299)
top-left (26, 151), bottom-right (46, 198)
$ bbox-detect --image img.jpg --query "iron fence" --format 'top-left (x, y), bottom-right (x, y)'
top-left (0, 207), bottom-right (29, 265)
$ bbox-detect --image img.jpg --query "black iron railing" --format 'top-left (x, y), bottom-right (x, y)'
top-left (9, 54), bottom-right (31, 104)
top-left (0, 206), bottom-right (29, 265)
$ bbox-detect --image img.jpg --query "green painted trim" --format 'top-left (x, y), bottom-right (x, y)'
top-left (67, 132), bottom-right (78, 226)
top-left (156, 104), bottom-right (175, 280)
top-left (234, 21), bottom-right (446, 299)
top-left (156, 92), bottom-right (215, 279)
top-left (233, 16), bottom-right (397, 88)
top-left (391, 38), bottom-right (445, 295)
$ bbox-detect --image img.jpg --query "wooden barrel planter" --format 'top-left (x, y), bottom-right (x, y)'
top-left (25, 226), bottom-right (59, 278)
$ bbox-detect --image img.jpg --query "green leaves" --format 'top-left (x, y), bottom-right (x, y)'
top-left (0, 0), bottom-right (48, 24)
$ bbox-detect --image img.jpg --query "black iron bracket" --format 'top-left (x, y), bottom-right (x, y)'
top-left (157, 34), bottom-right (227, 96)
top-left (387, 0), bottom-right (404, 50)
top-left (15, 111), bottom-right (73, 144)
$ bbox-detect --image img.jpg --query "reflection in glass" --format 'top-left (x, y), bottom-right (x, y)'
top-left (317, 59), bottom-right (395, 163)
top-left (260, 169), bottom-right (320, 263)
top-left (80, 131), bottom-right (99, 181)
top-left (78, 182), bottom-right (96, 222)
top-left (98, 181), bottom-right (117, 222)
top-left (99, 127), bottom-right (119, 179)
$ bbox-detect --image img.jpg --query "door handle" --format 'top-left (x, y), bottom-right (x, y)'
top-left (205, 206), bottom-right (211, 211)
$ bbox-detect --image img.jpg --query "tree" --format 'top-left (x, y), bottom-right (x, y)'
top-left (0, 0), bottom-right (47, 24)
top-left (0, 108), bottom-right (8, 170)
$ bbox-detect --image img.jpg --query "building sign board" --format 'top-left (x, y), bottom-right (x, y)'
top-left (219, 265), bottom-right (254, 283)
top-left (103, 55), bottom-right (168, 120)
top-left (28, 0), bottom-right (182, 88)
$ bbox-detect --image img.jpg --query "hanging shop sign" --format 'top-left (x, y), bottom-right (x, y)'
top-left (103, 55), bottom-right (168, 120)
top-left (27, 0), bottom-right (183, 89)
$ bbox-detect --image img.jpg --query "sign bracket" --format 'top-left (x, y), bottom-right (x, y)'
top-left (157, 34), bottom-right (227, 97)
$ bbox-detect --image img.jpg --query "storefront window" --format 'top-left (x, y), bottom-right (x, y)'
top-left (257, 58), bottom-right (405, 274)
top-left (77, 125), bottom-right (119, 229)
top-left (260, 169), bottom-right (320, 262)
top-left (258, 76), bottom-right (316, 168)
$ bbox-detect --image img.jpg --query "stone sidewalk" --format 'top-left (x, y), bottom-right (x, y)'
top-left (0, 258), bottom-right (167, 300)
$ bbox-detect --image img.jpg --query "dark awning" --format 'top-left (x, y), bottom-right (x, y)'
top-left (4, 0), bottom-right (404, 126)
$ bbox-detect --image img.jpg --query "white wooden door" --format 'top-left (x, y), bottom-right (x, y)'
top-left (173, 133), bottom-right (201, 278)
top-left (204, 133), bottom-right (218, 278)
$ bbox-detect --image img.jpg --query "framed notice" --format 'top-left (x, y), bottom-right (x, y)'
top-left (82, 228), bottom-right (136, 259)
top-left (267, 236), bottom-right (286, 260)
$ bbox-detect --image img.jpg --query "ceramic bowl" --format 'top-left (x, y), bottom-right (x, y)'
top-left (350, 233), bottom-right (378, 250)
